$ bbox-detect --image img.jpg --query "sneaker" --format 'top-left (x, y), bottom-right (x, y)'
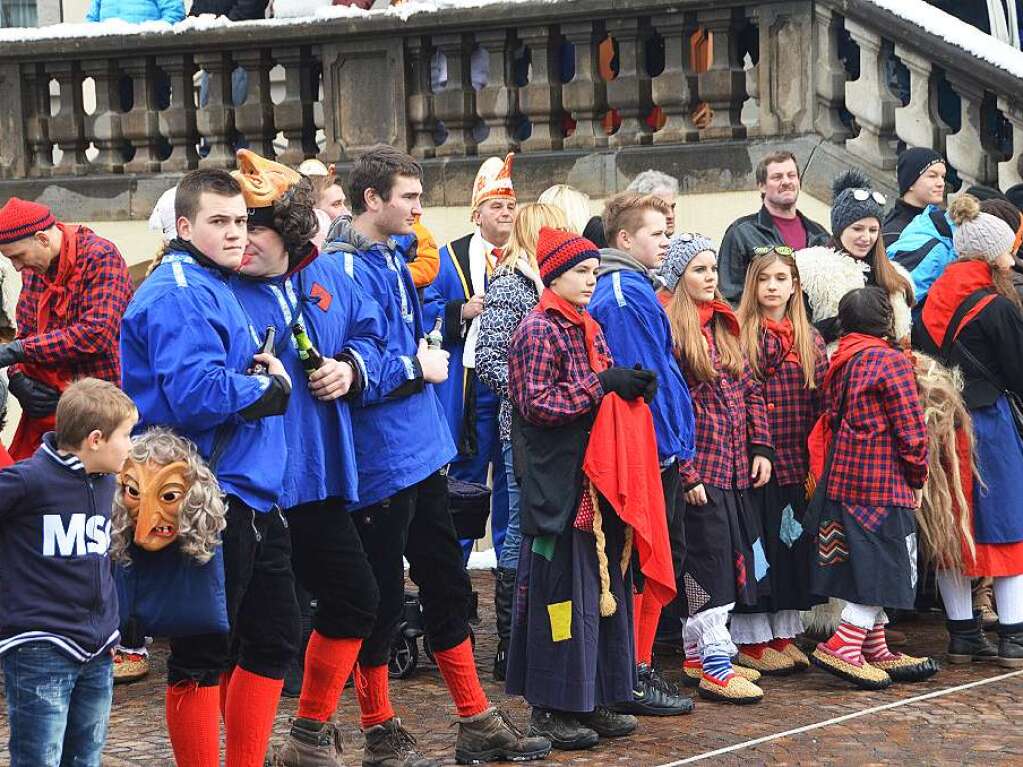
top-left (613, 663), bottom-right (694, 716)
top-left (362, 718), bottom-right (440, 767)
top-left (455, 707), bottom-right (551, 764)
top-left (576, 706), bottom-right (637, 738)
top-left (274, 718), bottom-right (343, 767)
top-left (527, 708), bottom-right (598, 751)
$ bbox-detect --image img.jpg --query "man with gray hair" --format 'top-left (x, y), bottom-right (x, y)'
top-left (627, 170), bottom-right (680, 236)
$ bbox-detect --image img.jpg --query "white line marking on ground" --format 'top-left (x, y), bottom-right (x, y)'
top-left (655, 669), bottom-right (1023, 766)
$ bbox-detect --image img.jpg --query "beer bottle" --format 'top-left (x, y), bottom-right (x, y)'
top-left (426, 316), bottom-right (444, 350)
top-left (292, 322), bottom-right (325, 376)
top-left (251, 326), bottom-right (276, 376)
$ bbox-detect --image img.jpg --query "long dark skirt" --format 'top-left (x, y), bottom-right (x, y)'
top-left (678, 485), bottom-right (759, 617)
top-left (505, 506), bottom-right (635, 713)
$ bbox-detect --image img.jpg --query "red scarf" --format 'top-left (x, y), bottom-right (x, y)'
top-left (697, 299), bottom-right (740, 337)
top-left (921, 260), bottom-right (999, 348)
top-left (762, 316), bottom-right (800, 366)
top-left (539, 288), bottom-right (609, 373)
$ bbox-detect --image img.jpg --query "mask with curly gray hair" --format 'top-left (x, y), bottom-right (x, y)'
top-left (111, 427), bottom-right (227, 566)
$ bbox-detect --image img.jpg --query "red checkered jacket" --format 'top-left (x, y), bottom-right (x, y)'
top-left (759, 325), bottom-right (828, 487)
top-left (679, 330), bottom-right (772, 490)
top-left (823, 347), bottom-right (927, 507)
top-left (13, 227), bottom-right (132, 385)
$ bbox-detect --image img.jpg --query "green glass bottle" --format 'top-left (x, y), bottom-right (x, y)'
top-left (292, 322), bottom-right (325, 376)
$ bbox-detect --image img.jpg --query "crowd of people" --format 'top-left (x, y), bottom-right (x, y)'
top-left (0, 140), bottom-right (1022, 767)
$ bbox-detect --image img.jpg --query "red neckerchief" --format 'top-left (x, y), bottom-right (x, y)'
top-left (824, 332), bottom-right (890, 389)
top-left (762, 316), bottom-right (800, 366)
top-left (35, 223), bottom-right (82, 338)
top-left (697, 299), bottom-right (740, 337)
top-left (922, 260), bottom-right (999, 347)
top-left (539, 288), bottom-right (609, 373)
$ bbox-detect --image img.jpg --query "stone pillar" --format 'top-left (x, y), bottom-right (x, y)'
top-left (194, 51), bottom-right (237, 170)
top-left (406, 35), bottom-right (437, 159)
top-left (893, 45), bottom-right (946, 154)
top-left (652, 13), bottom-right (697, 145)
top-left (20, 62), bottom-right (51, 177)
top-left (121, 57), bottom-right (164, 174)
top-left (233, 49), bottom-right (277, 159)
top-left (157, 53), bottom-right (198, 173)
top-left (562, 20), bottom-right (609, 150)
top-left (606, 16), bottom-right (653, 147)
top-left (518, 24), bottom-right (563, 152)
top-left (696, 7), bottom-right (747, 140)
top-left (813, 5), bottom-right (852, 142)
top-left (46, 61), bottom-right (88, 176)
top-left (272, 46), bottom-right (319, 166)
top-left (998, 96), bottom-right (1023, 190)
top-left (946, 73), bottom-right (998, 187)
top-left (843, 20), bottom-right (898, 170)
top-left (0, 63), bottom-right (28, 180)
top-left (82, 58), bottom-right (127, 174)
top-left (432, 33), bottom-right (477, 157)
top-left (754, 1), bottom-right (813, 137)
top-left (475, 28), bottom-right (519, 155)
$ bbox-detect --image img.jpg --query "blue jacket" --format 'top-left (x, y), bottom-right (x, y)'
top-left (589, 254), bottom-right (696, 463)
top-left (230, 251), bottom-right (386, 509)
top-left (0, 435), bottom-right (120, 662)
top-left (322, 220), bottom-right (455, 509)
top-left (86, 0), bottom-right (185, 23)
top-left (120, 247), bottom-right (288, 513)
top-left (886, 205), bottom-right (956, 305)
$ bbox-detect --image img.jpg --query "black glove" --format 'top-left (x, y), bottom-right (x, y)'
top-left (635, 363), bottom-right (659, 403)
top-left (8, 372), bottom-right (61, 420)
top-left (0, 340), bottom-right (24, 369)
top-left (597, 366), bottom-right (657, 402)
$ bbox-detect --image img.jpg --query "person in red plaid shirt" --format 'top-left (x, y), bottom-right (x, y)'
top-left (659, 235), bottom-right (773, 705)
top-left (0, 198), bottom-right (132, 461)
top-left (732, 248), bottom-right (828, 676)
top-left (807, 286), bottom-right (938, 689)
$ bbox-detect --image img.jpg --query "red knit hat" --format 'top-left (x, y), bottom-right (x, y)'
top-left (536, 227), bottom-right (600, 286)
top-left (0, 198), bottom-right (56, 246)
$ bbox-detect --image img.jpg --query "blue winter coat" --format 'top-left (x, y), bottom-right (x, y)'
top-left (322, 221), bottom-right (456, 509)
top-left (86, 0), bottom-right (185, 23)
top-left (589, 257), bottom-right (695, 463)
top-left (120, 250), bottom-right (287, 513)
top-left (886, 205), bottom-right (956, 305)
top-left (230, 251), bottom-right (386, 509)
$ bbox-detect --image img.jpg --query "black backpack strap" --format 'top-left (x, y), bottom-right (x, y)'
top-left (930, 208), bottom-right (953, 239)
top-left (939, 288), bottom-right (994, 360)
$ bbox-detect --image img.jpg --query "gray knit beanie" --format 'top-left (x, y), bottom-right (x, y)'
top-left (659, 232), bottom-right (716, 293)
top-left (950, 194), bottom-right (1016, 263)
top-left (830, 169), bottom-right (885, 237)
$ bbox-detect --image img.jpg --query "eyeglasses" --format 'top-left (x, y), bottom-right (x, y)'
top-left (850, 188), bottom-right (887, 205)
top-left (753, 245), bottom-right (794, 257)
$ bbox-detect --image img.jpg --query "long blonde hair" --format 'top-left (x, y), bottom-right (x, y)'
top-left (537, 184), bottom-right (591, 235)
top-left (667, 282), bottom-right (744, 383)
top-left (497, 203), bottom-right (569, 272)
top-left (737, 251), bottom-right (821, 389)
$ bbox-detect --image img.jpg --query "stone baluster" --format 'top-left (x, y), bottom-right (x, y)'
top-left (272, 46), bottom-right (319, 166)
top-left (432, 33), bottom-right (477, 157)
top-left (405, 35), bottom-right (436, 159)
top-left (195, 51), bottom-right (237, 169)
top-left (475, 28), bottom-right (519, 155)
top-left (82, 58), bottom-right (127, 174)
top-left (813, 5), bottom-right (852, 142)
top-left (753, 2), bottom-right (814, 138)
top-left (562, 20), bottom-right (609, 150)
top-left (695, 7), bottom-right (747, 140)
top-left (998, 96), bottom-right (1023, 189)
top-left (606, 16), bottom-right (653, 147)
top-left (893, 45), bottom-right (947, 154)
top-left (157, 54), bottom-right (198, 173)
top-left (945, 74), bottom-right (999, 187)
top-left (0, 63), bottom-right (28, 179)
top-left (21, 62), bottom-right (53, 177)
top-left (517, 24), bottom-right (563, 152)
top-left (233, 48), bottom-right (276, 159)
top-left (46, 61), bottom-right (88, 176)
top-left (652, 13), bottom-right (697, 145)
top-left (121, 57), bottom-right (164, 174)
top-left (843, 21), bottom-right (898, 170)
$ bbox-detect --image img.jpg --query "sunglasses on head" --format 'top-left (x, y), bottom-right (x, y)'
top-left (753, 245), bottom-right (794, 257)
top-left (850, 188), bottom-right (887, 205)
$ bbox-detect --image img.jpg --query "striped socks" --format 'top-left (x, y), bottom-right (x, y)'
top-left (701, 655), bottom-right (735, 684)
top-left (862, 623), bottom-right (899, 662)
top-left (823, 622), bottom-right (868, 664)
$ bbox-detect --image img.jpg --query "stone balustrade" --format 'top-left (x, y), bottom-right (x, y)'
top-left (0, 0), bottom-right (1020, 217)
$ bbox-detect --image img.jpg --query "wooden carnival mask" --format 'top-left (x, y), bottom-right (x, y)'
top-left (119, 459), bottom-right (190, 552)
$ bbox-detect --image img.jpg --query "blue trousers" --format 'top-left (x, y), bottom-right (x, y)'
top-left (498, 440), bottom-right (523, 571)
top-left (2, 643), bottom-right (113, 767)
top-left (451, 379), bottom-right (509, 561)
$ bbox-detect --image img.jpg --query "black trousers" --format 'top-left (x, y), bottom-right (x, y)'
top-left (167, 497), bottom-right (301, 686)
top-left (353, 470), bottom-right (473, 667)
top-left (288, 499), bottom-right (380, 640)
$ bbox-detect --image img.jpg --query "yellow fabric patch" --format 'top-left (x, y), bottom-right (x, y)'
top-left (547, 600), bottom-right (572, 642)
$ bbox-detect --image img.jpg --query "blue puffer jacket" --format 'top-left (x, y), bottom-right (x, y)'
top-left (86, 0), bottom-right (185, 24)
top-left (886, 204), bottom-right (956, 306)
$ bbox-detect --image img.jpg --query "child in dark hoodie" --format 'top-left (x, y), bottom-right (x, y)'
top-left (0, 378), bottom-right (137, 767)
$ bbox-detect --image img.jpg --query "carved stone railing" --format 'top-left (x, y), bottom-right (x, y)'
top-left (0, 0), bottom-right (1021, 216)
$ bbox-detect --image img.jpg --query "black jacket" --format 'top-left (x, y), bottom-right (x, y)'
top-left (882, 199), bottom-right (926, 248)
top-left (718, 205), bottom-right (829, 302)
top-left (189, 0), bottom-right (267, 21)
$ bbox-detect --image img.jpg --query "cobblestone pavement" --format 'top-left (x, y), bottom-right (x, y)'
top-left (3, 571), bottom-right (1022, 766)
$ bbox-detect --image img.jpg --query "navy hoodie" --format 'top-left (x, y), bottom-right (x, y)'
top-left (0, 434), bottom-right (120, 662)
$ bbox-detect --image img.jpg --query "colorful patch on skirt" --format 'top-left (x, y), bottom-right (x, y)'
top-left (818, 521), bottom-right (849, 566)
top-left (843, 503), bottom-right (890, 533)
top-left (547, 600), bottom-right (573, 642)
top-left (906, 533), bottom-right (918, 589)
top-left (779, 504), bottom-right (803, 548)
top-left (735, 551), bottom-right (747, 590)
top-left (684, 573), bottom-right (711, 614)
top-left (752, 538), bottom-right (769, 582)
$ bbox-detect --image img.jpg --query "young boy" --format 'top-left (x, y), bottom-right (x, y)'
top-left (0, 377), bottom-right (137, 767)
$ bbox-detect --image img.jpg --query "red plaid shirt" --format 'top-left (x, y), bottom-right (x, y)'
top-left (759, 326), bottom-right (828, 487)
top-left (824, 347), bottom-right (927, 507)
top-left (13, 227), bottom-right (132, 385)
top-left (679, 330), bottom-right (772, 489)
top-left (508, 306), bottom-right (610, 427)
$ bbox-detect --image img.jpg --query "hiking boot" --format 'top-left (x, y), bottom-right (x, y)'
top-left (274, 718), bottom-right (343, 767)
top-left (362, 718), bottom-right (439, 767)
top-left (946, 616), bottom-right (998, 664)
top-left (613, 663), bottom-right (694, 716)
top-left (455, 707), bottom-right (551, 764)
top-left (997, 621), bottom-right (1023, 668)
top-left (576, 706), bottom-right (637, 738)
top-left (527, 708), bottom-right (598, 751)
top-left (492, 567), bottom-right (516, 683)
top-left (973, 578), bottom-right (999, 629)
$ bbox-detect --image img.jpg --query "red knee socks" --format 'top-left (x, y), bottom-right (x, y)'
top-left (823, 622), bottom-right (868, 664)
top-left (218, 668), bottom-right (233, 721)
top-left (738, 641), bottom-right (770, 659)
top-left (433, 637), bottom-right (490, 718)
top-left (635, 589), bottom-right (661, 666)
top-left (768, 637), bottom-right (794, 653)
top-left (166, 683), bottom-right (220, 767)
top-left (297, 632), bottom-right (363, 722)
top-left (355, 663), bottom-right (396, 729)
top-left (862, 623), bottom-right (899, 662)
top-left (223, 667), bottom-right (284, 767)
